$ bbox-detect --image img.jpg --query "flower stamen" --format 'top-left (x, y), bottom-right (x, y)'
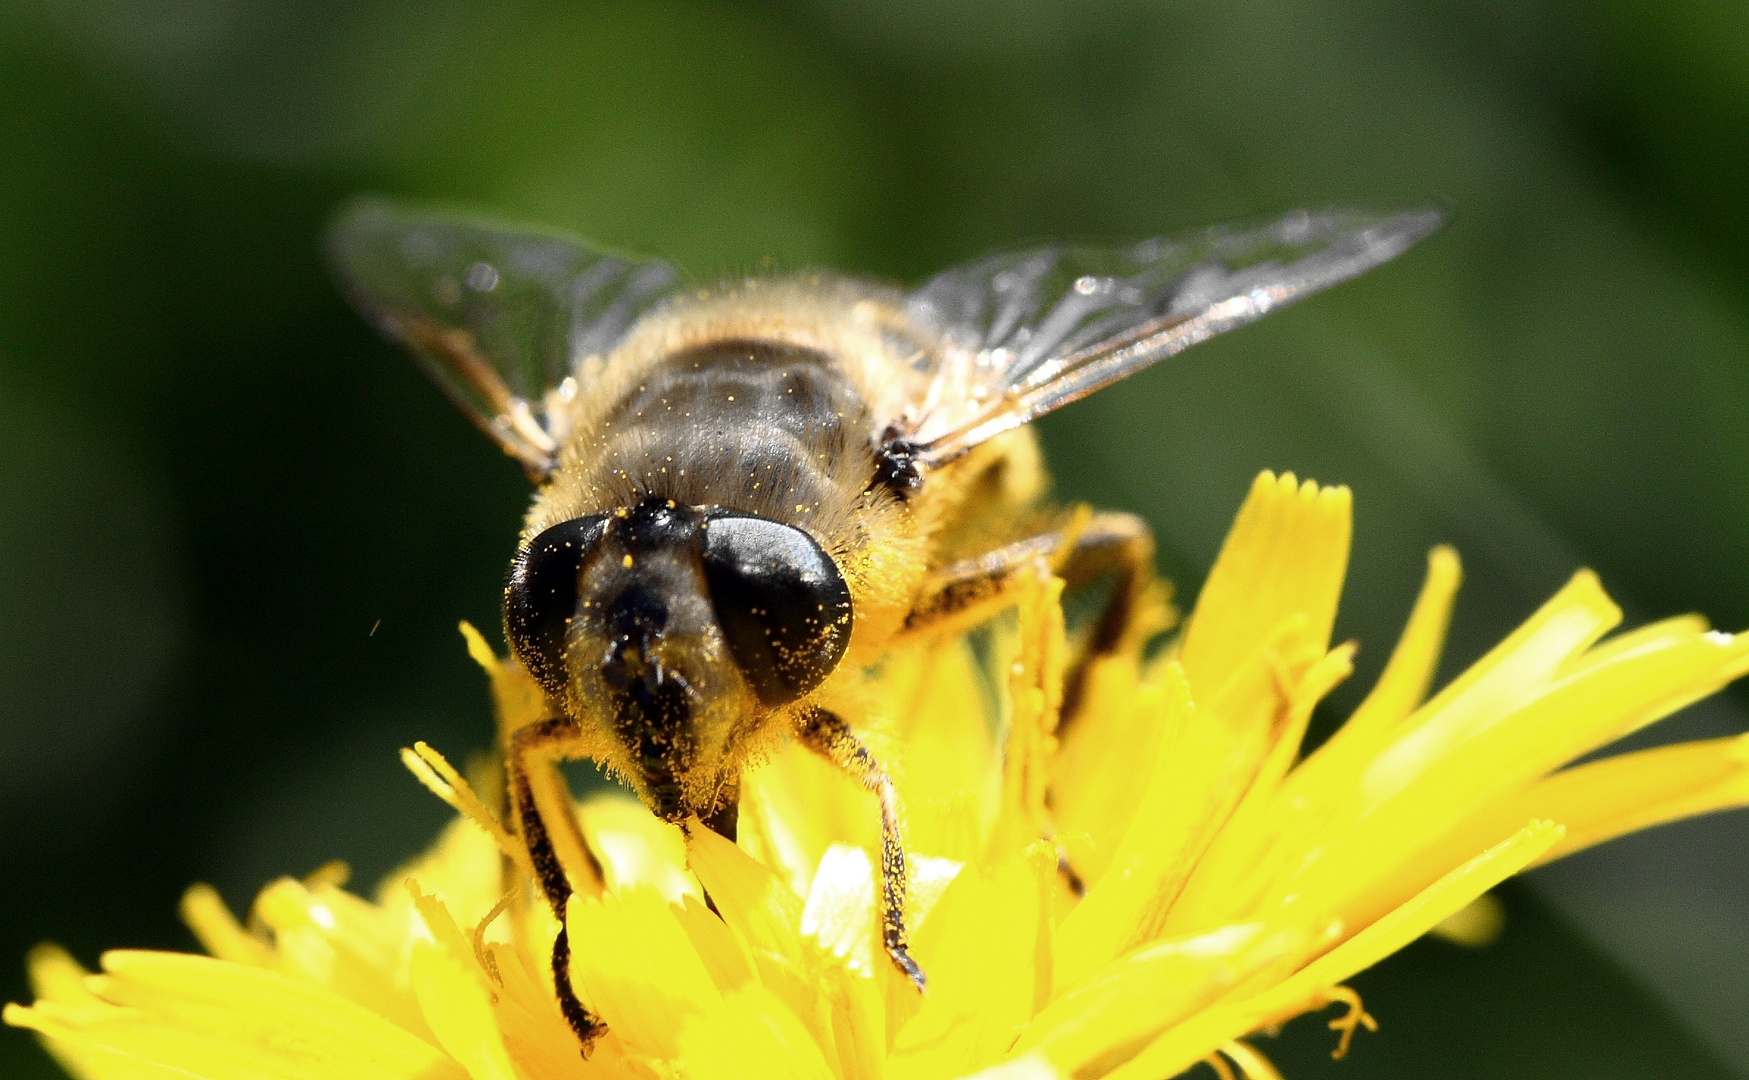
top-left (178, 883), bottom-right (273, 967)
top-left (471, 890), bottom-right (514, 986)
top-left (1203, 1050), bottom-right (1240, 1080)
top-left (1318, 984), bottom-right (1379, 1059)
top-left (1220, 1039), bottom-right (1286, 1080)
top-left (402, 740), bottom-right (534, 878)
top-left (302, 859), bottom-right (351, 890)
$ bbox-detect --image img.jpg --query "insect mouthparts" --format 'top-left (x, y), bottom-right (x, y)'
top-left (600, 585), bottom-right (670, 686)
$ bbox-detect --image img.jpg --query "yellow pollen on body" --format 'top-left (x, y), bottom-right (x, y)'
top-left (622, 554), bottom-right (634, 569)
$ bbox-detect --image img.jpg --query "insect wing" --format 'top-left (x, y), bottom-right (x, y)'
top-left (326, 198), bottom-right (683, 476)
top-left (902, 208), bottom-right (1443, 464)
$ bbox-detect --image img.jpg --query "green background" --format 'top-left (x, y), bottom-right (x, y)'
top-left (4, 0), bottom-right (1749, 1076)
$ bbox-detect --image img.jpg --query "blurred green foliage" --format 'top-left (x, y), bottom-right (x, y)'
top-left (3, 0), bottom-right (1749, 1077)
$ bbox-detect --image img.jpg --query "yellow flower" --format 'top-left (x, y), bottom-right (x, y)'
top-left (12, 470), bottom-right (1749, 1080)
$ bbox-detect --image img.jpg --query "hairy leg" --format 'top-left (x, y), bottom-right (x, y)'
top-left (794, 706), bottom-right (926, 993)
top-left (901, 510), bottom-right (1158, 892)
top-left (1051, 511), bottom-right (1157, 723)
top-left (507, 717), bottom-right (608, 1053)
top-left (903, 511), bottom-right (1156, 700)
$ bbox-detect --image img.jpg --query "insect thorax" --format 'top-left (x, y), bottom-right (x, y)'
top-left (549, 338), bottom-right (882, 535)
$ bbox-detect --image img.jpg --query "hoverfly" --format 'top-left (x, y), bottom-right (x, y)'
top-left (327, 200), bottom-right (1440, 1050)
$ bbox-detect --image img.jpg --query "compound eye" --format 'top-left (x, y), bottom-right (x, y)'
top-left (700, 513), bottom-right (853, 707)
top-left (505, 514), bottom-right (607, 696)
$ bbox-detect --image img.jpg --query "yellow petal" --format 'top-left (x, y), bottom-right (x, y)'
top-left (1059, 622), bottom-right (1315, 975)
top-left (403, 885), bottom-right (607, 1080)
top-left (986, 568), bottom-right (1068, 863)
top-left (1049, 656), bottom-right (1171, 887)
top-left (954, 1052), bottom-right (1062, 1080)
top-left (409, 940), bottom-right (520, 1080)
top-left (1558, 612), bottom-right (1712, 678)
top-left (375, 812), bottom-right (509, 925)
top-left (1017, 921), bottom-right (1300, 1076)
top-left (798, 844), bottom-right (895, 1076)
top-left (460, 620), bottom-right (548, 739)
top-left (10, 946), bottom-right (106, 1080)
top-left (1307, 614), bottom-right (1749, 931)
top-left (1241, 644), bottom-right (1357, 813)
top-left (1467, 731), bottom-right (1749, 868)
top-left (742, 743), bottom-right (877, 900)
top-left (1427, 894), bottom-right (1504, 947)
top-left (1052, 664), bottom-right (1204, 990)
top-left (891, 845), bottom-right (1054, 1079)
top-left (677, 986), bottom-right (837, 1080)
top-left (685, 823), bottom-right (810, 970)
top-left (1167, 645), bottom-right (1357, 929)
top-left (673, 894), bottom-right (757, 993)
top-left (1184, 548), bottom-right (1461, 928)
top-left (1357, 571), bottom-right (1620, 810)
top-left (10, 950), bottom-right (464, 1080)
top-left (1269, 821), bottom-right (1559, 1007)
top-left (1104, 821), bottom-right (1561, 1080)
top-left (885, 634), bottom-right (1001, 853)
top-left (1178, 472), bottom-right (1351, 704)
top-left (27, 943), bottom-right (103, 1007)
top-left (178, 886), bottom-right (275, 968)
top-left (1349, 546), bottom-right (1461, 735)
top-left (1546, 741), bottom-right (1749, 862)
top-left (567, 886), bottom-right (722, 1059)
top-left (251, 875), bottom-right (433, 1040)
top-left (581, 796), bottom-right (698, 902)
top-left (487, 938), bottom-right (610, 1080)
top-left (1227, 573), bottom-right (1617, 927)
top-left (800, 845), bottom-right (880, 977)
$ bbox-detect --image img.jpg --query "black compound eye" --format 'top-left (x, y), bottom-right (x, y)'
top-left (505, 514), bottom-right (607, 695)
top-left (700, 513), bottom-right (853, 706)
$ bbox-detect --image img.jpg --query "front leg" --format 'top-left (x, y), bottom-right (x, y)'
top-left (795, 706), bottom-right (927, 993)
top-left (507, 717), bottom-right (608, 1053)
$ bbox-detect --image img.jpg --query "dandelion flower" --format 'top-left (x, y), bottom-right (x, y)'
top-left (12, 470), bottom-right (1749, 1080)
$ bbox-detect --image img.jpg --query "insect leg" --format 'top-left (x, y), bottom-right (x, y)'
top-left (507, 717), bottom-right (607, 1054)
top-left (1051, 511), bottom-right (1157, 724)
top-left (900, 533), bottom-right (1062, 640)
top-left (902, 512), bottom-right (1157, 896)
top-left (902, 511), bottom-right (1156, 668)
top-left (794, 705), bottom-right (927, 993)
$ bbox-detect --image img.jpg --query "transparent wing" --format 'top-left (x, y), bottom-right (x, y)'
top-left (326, 197), bottom-right (683, 476)
top-left (902, 208), bottom-right (1443, 465)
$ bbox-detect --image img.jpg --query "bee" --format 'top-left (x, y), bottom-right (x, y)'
top-left (327, 199), bottom-right (1439, 1050)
